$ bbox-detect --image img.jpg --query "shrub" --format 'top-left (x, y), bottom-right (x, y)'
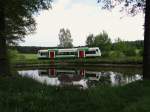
top-left (108, 51), bottom-right (125, 58)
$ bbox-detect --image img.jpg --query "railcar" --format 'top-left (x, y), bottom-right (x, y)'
top-left (37, 47), bottom-right (101, 59)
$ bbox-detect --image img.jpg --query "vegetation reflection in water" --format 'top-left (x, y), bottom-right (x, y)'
top-left (18, 67), bottom-right (142, 89)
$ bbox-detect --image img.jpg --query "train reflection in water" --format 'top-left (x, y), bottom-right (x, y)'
top-left (18, 68), bottom-right (142, 89)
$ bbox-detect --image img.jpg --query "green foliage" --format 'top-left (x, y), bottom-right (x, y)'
top-left (86, 31), bottom-right (112, 52)
top-left (19, 53), bottom-right (37, 60)
top-left (139, 48), bottom-right (144, 56)
top-left (0, 0), bottom-right (52, 44)
top-left (112, 39), bottom-right (143, 57)
top-left (109, 51), bottom-right (125, 58)
top-left (0, 0), bottom-right (52, 74)
top-left (86, 34), bottom-right (95, 47)
top-left (124, 48), bottom-right (136, 57)
top-left (8, 49), bottom-right (26, 62)
top-left (94, 31), bottom-right (112, 51)
top-left (85, 32), bottom-right (143, 58)
top-left (8, 49), bottom-right (18, 59)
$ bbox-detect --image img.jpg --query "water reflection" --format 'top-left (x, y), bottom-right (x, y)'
top-left (18, 68), bottom-right (142, 89)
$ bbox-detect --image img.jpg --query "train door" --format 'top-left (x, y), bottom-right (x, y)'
top-left (49, 51), bottom-right (55, 59)
top-left (79, 51), bottom-right (85, 58)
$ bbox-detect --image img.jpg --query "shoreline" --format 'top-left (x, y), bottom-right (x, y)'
top-left (14, 63), bottom-right (142, 68)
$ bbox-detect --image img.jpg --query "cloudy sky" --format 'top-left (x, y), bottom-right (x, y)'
top-left (20, 0), bottom-right (144, 47)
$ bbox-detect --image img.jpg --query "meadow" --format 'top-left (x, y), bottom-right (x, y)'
top-left (11, 53), bottom-right (143, 67)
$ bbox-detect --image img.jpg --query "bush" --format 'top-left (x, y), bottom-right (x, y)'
top-left (123, 48), bottom-right (137, 57)
top-left (8, 49), bottom-right (18, 59)
top-left (108, 51), bottom-right (125, 58)
top-left (139, 49), bottom-right (144, 56)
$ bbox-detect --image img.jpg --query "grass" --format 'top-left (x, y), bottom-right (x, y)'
top-left (19, 53), bottom-right (37, 60)
top-left (0, 75), bottom-right (150, 112)
top-left (18, 53), bottom-right (142, 62)
top-left (12, 53), bottom-right (143, 67)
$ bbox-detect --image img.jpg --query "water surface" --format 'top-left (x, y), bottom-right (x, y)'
top-left (18, 67), bottom-right (142, 89)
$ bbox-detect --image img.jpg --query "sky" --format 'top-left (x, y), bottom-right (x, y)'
top-left (20, 0), bottom-right (144, 47)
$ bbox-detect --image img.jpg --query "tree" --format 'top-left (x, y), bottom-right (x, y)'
top-left (97, 0), bottom-right (145, 15)
top-left (113, 38), bottom-right (137, 56)
top-left (0, 0), bottom-right (52, 75)
top-left (58, 28), bottom-right (73, 48)
top-left (143, 0), bottom-right (150, 79)
top-left (85, 31), bottom-right (112, 56)
top-left (94, 31), bottom-right (112, 52)
top-left (86, 34), bottom-right (95, 47)
top-left (97, 0), bottom-right (150, 79)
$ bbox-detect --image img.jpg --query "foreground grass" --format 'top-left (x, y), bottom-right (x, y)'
top-left (0, 76), bottom-right (150, 112)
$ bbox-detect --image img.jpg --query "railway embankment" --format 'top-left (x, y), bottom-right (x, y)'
top-left (13, 57), bottom-right (143, 68)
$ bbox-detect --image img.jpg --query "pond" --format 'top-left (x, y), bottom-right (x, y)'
top-left (18, 66), bottom-right (142, 89)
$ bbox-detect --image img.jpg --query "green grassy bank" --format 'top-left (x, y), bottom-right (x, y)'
top-left (12, 53), bottom-right (143, 67)
top-left (0, 76), bottom-right (149, 112)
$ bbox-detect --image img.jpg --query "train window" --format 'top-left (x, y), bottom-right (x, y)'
top-left (85, 51), bottom-right (96, 54)
top-left (40, 52), bottom-right (48, 56)
top-left (96, 49), bottom-right (99, 52)
top-left (58, 52), bottom-right (75, 55)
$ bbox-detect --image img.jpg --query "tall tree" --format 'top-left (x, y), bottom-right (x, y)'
top-left (58, 28), bottom-right (73, 48)
top-left (94, 31), bottom-right (112, 52)
top-left (0, 0), bottom-right (52, 75)
top-left (86, 34), bottom-right (95, 47)
top-left (97, 0), bottom-right (150, 79)
top-left (143, 0), bottom-right (150, 79)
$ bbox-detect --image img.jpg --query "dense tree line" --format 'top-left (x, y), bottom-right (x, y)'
top-left (112, 39), bottom-right (143, 56)
top-left (10, 46), bottom-right (86, 54)
top-left (10, 46), bottom-right (51, 54)
top-left (86, 32), bottom-right (143, 57)
top-left (10, 38), bottom-right (143, 57)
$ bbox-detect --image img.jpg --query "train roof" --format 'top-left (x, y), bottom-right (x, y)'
top-left (38, 47), bottom-right (100, 52)
top-left (38, 50), bottom-right (48, 52)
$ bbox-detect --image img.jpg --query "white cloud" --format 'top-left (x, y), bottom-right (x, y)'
top-left (20, 0), bottom-right (144, 46)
